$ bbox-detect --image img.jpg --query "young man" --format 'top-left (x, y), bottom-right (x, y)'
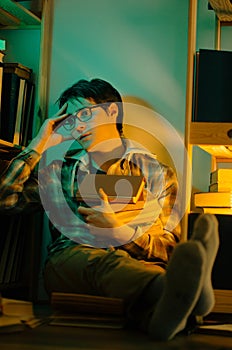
top-left (0, 78), bottom-right (219, 340)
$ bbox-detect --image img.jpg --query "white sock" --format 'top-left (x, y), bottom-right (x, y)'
top-left (148, 241), bottom-right (206, 341)
top-left (191, 214), bottom-right (219, 316)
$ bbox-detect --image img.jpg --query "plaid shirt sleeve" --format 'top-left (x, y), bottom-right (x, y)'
top-left (120, 162), bottom-right (181, 264)
top-left (0, 148), bottom-right (42, 212)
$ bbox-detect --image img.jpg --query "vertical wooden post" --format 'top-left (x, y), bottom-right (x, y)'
top-left (34, 0), bottom-right (54, 136)
top-left (181, 0), bottom-right (198, 240)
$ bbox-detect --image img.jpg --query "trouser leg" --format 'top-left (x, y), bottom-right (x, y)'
top-left (43, 245), bottom-right (165, 327)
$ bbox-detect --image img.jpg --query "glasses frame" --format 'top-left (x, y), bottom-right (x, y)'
top-left (63, 105), bottom-right (105, 131)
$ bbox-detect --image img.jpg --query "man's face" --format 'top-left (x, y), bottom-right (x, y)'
top-left (65, 97), bottom-right (119, 151)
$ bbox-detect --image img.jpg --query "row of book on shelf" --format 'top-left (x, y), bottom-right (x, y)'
top-left (0, 49), bottom-right (35, 146)
top-left (193, 168), bottom-right (232, 215)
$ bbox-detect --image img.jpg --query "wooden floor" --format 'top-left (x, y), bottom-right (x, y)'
top-left (0, 321), bottom-right (232, 350)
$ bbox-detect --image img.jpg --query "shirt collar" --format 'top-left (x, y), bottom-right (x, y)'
top-left (64, 138), bottom-right (156, 166)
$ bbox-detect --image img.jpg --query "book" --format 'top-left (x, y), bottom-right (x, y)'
top-left (0, 297), bottom-right (42, 333)
top-left (13, 78), bottom-right (26, 145)
top-left (50, 292), bottom-right (125, 329)
top-left (209, 182), bottom-right (232, 192)
top-left (0, 315), bottom-right (26, 334)
top-left (201, 207), bottom-right (232, 215)
top-left (0, 72), bottom-right (21, 142)
top-left (21, 81), bottom-right (35, 145)
top-left (76, 174), bottom-right (145, 204)
top-left (2, 62), bottom-right (32, 80)
top-left (193, 49), bottom-right (232, 122)
top-left (196, 323), bottom-right (232, 337)
top-left (0, 49), bottom-right (5, 117)
top-left (49, 314), bottom-right (125, 329)
top-left (194, 191), bottom-right (232, 208)
top-left (1, 297), bottom-right (34, 317)
top-left (51, 292), bottom-right (125, 316)
top-left (0, 63), bottom-right (32, 144)
top-left (210, 168), bottom-right (232, 185)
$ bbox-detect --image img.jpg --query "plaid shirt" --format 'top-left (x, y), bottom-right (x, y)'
top-left (0, 139), bottom-right (181, 264)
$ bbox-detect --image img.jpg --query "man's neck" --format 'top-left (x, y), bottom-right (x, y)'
top-left (89, 138), bottom-right (125, 172)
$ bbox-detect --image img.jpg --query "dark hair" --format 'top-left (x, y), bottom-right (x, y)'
top-left (57, 78), bottom-right (123, 136)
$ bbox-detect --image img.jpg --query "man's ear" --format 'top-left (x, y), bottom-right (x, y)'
top-left (108, 103), bottom-right (119, 119)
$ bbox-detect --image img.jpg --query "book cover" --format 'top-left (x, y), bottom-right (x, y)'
top-left (50, 292), bottom-right (125, 329)
top-left (1, 297), bottom-right (34, 318)
top-left (209, 182), bottom-right (232, 193)
top-left (3, 62), bottom-right (32, 80)
top-left (193, 49), bottom-right (232, 122)
top-left (194, 192), bottom-right (232, 208)
top-left (76, 174), bottom-right (145, 204)
top-left (51, 292), bottom-right (125, 316)
top-left (196, 323), bottom-right (232, 337)
top-left (0, 72), bottom-right (21, 142)
top-left (13, 78), bottom-right (26, 145)
top-left (210, 168), bottom-right (232, 185)
top-left (49, 314), bottom-right (125, 329)
top-left (201, 207), bottom-right (232, 215)
top-left (21, 81), bottom-right (35, 145)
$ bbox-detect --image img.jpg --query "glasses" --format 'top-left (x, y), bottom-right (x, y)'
top-left (63, 105), bottom-right (101, 130)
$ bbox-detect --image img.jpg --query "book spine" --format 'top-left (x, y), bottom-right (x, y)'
top-left (0, 73), bottom-right (20, 143)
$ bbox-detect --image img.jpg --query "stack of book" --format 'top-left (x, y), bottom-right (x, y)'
top-left (0, 62), bottom-right (35, 146)
top-left (50, 292), bottom-right (126, 329)
top-left (0, 296), bottom-right (42, 333)
top-left (194, 168), bottom-right (232, 215)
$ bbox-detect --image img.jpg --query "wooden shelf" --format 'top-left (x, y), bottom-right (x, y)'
top-left (190, 122), bottom-right (232, 145)
top-left (209, 0), bottom-right (232, 22)
top-left (190, 122), bottom-right (232, 159)
top-left (212, 289), bottom-right (232, 314)
top-left (0, 139), bottom-right (14, 147)
top-left (0, 0), bottom-right (41, 29)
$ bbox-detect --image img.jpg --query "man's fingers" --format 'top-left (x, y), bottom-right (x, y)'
top-left (78, 206), bottom-right (92, 215)
top-left (99, 188), bottom-right (109, 203)
top-left (56, 103), bottom-right (68, 116)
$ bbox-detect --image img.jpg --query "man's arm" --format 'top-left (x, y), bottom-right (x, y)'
top-left (120, 165), bottom-right (181, 263)
top-left (0, 104), bottom-right (70, 213)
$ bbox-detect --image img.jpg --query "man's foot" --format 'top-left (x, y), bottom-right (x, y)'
top-left (191, 214), bottom-right (219, 316)
top-left (148, 241), bottom-right (206, 341)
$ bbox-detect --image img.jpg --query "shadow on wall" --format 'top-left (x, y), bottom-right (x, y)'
top-left (122, 95), bottom-right (175, 170)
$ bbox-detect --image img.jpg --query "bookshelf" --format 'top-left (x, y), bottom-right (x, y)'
top-left (0, 0), bottom-right (53, 301)
top-left (184, 0), bottom-right (232, 314)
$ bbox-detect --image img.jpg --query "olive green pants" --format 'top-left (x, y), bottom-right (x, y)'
top-left (44, 245), bottom-right (165, 328)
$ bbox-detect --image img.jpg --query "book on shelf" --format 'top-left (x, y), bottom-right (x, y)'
top-left (0, 297), bottom-right (42, 333)
top-left (0, 62), bottom-right (33, 145)
top-left (1, 297), bottom-right (34, 317)
top-left (209, 182), bottom-right (232, 193)
top-left (0, 71), bottom-right (21, 143)
top-left (194, 191), bottom-right (232, 208)
top-left (2, 62), bottom-right (32, 80)
top-left (200, 207), bottom-right (232, 215)
top-left (76, 174), bottom-right (145, 204)
top-left (50, 292), bottom-right (126, 329)
top-left (210, 168), bottom-right (232, 185)
top-left (0, 49), bottom-right (5, 114)
top-left (13, 78), bottom-right (26, 145)
top-left (196, 323), bottom-right (232, 337)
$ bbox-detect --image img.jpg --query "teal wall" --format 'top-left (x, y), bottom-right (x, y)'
top-left (48, 0), bottom-right (189, 133)
top-left (1, 0), bottom-right (232, 191)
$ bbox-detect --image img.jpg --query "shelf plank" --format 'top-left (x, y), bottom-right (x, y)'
top-left (0, 0), bottom-right (41, 29)
top-left (190, 122), bottom-right (232, 145)
top-left (0, 139), bottom-right (14, 147)
top-left (209, 0), bottom-right (232, 22)
top-left (212, 289), bottom-right (232, 314)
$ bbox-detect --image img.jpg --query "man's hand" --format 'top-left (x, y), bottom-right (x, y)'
top-left (78, 188), bottom-right (122, 229)
top-left (28, 103), bottom-right (73, 154)
top-left (77, 188), bottom-right (135, 245)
